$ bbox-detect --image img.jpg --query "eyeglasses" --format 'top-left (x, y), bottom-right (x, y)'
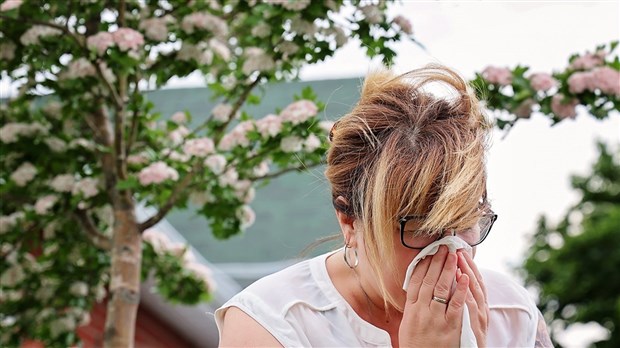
top-left (398, 212), bottom-right (498, 250)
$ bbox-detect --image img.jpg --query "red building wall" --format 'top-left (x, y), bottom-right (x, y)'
top-left (76, 301), bottom-right (194, 348)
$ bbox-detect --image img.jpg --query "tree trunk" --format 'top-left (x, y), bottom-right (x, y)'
top-left (103, 192), bottom-right (141, 348)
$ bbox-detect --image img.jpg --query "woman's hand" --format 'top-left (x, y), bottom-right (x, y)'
top-left (399, 245), bottom-right (488, 347)
top-left (457, 250), bottom-right (489, 346)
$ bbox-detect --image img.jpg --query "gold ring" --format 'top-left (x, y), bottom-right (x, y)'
top-left (432, 296), bottom-right (448, 304)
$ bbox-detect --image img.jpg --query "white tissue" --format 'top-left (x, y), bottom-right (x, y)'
top-left (401, 236), bottom-right (478, 347)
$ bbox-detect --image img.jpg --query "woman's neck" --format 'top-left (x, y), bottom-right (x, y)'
top-left (326, 250), bottom-right (403, 336)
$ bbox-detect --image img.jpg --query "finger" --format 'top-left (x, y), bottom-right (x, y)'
top-left (430, 251), bottom-right (457, 311)
top-left (406, 255), bottom-right (432, 303)
top-left (418, 245), bottom-right (449, 303)
top-left (446, 273), bottom-right (468, 324)
top-left (458, 252), bottom-right (486, 307)
top-left (462, 251), bottom-right (488, 299)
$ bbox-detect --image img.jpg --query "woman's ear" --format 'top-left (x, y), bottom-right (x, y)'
top-left (334, 196), bottom-right (356, 247)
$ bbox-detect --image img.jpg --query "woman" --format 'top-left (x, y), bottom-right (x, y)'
top-left (215, 65), bottom-right (552, 347)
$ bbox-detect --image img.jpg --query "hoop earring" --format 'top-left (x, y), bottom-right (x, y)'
top-left (343, 244), bottom-right (359, 269)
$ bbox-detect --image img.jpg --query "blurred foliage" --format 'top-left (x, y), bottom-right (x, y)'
top-left (522, 141), bottom-right (620, 347)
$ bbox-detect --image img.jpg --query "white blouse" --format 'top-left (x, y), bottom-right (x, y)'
top-left (215, 252), bottom-right (539, 347)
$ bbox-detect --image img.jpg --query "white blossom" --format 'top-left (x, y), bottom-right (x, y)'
top-left (0, 122), bottom-right (50, 143)
top-left (280, 135), bottom-right (304, 153)
top-left (44, 137), bottom-right (67, 152)
top-left (20, 25), bottom-right (61, 46)
top-left (69, 138), bottom-right (96, 150)
top-left (49, 174), bottom-right (75, 192)
top-left (72, 177), bottom-right (99, 198)
top-left (177, 42), bottom-right (213, 65)
top-left (139, 16), bottom-right (170, 42)
top-left (10, 162), bottom-right (37, 186)
top-left (42, 101), bottom-right (63, 119)
top-left (237, 205), bottom-right (256, 230)
top-left (0, 264), bottom-right (25, 287)
top-left (34, 195), bottom-right (58, 215)
top-left (304, 134), bottom-right (321, 152)
top-left (219, 168), bottom-right (239, 187)
top-left (253, 161), bottom-right (270, 177)
top-left (0, 212), bottom-right (24, 234)
top-left (290, 17), bottom-right (317, 36)
top-left (69, 282), bottom-right (89, 297)
top-left (204, 154), bottom-right (227, 175)
top-left (242, 47), bottom-right (275, 75)
top-left (209, 38), bottom-right (231, 61)
top-left (184, 137), bottom-right (215, 157)
top-left (251, 23), bottom-right (271, 38)
top-left (49, 316), bottom-right (76, 338)
top-left (143, 228), bottom-right (171, 255)
top-left (189, 191), bottom-right (215, 206)
top-left (212, 103), bottom-right (234, 123)
top-left (255, 114), bottom-right (282, 138)
top-left (181, 12), bottom-right (228, 38)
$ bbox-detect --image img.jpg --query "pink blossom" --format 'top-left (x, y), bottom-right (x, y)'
top-left (10, 162), bottom-right (37, 187)
top-left (393, 15), bottom-right (413, 35)
top-left (139, 17), bottom-right (170, 42)
top-left (568, 72), bottom-right (594, 94)
top-left (242, 47), bottom-right (275, 75)
top-left (212, 103), bottom-right (234, 123)
top-left (219, 168), bottom-right (238, 187)
top-left (171, 112), bottom-right (187, 124)
top-left (251, 23), bottom-right (271, 38)
top-left (529, 73), bottom-right (557, 92)
top-left (280, 135), bottom-right (304, 153)
top-left (62, 58), bottom-right (97, 80)
top-left (143, 228), bottom-right (171, 255)
top-left (591, 66), bottom-right (620, 96)
top-left (209, 38), bottom-right (231, 62)
top-left (233, 180), bottom-right (254, 203)
top-left (86, 32), bottom-right (115, 56)
top-left (204, 154), bottom-right (227, 175)
top-left (169, 126), bottom-right (190, 145)
top-left (513, 99), bottom-right (535, 119)
top-left (252, 161), bottom-right (270, 177)
top-left (255, 114), bottom-right (282, 137)
top-left (44, 137), bottom-right (67, 152)
top-left (49, 174), bottom-right (75, 192)
top-left (138, 161), bottom-right (179, 185)
top-left (189, 191), bottom-right (215, 206)
top-left (112, 28), bottom-right (144, 52)
top-left (570, 52), bottom-right (604, 70)
top-left (185, 262), bottom-right (217, 292)
top-left (482, 66), bottom-right (512, 86)
top-left (34, 195), bottom-right (58, 215)
top-left (280, 100), bottom-right (318, 125)
top-left (177, 42), bottom-right (213, 65)
top-left (163, 149), bottom-right (191, 162)
top-left (72, 177), bottom-right (99, 198)
top-left (0, 212), bottom-right (24, 234)
top-left (127, 153), bottom-right (149, 165)
top-left (183, 137), bottom-right (215, 157)
top-left (181, 12), bottom-right (228, 37)
top-left (0, 0), bottom-right (22, 11)
top-left (303, 134), bottom-right (321, 152)
top-left (237, 205), bottom-right (256, 230)
top-left (550, 95), bottom-right (579, 120)
top-left (218, 121), bottom-right (254, 151)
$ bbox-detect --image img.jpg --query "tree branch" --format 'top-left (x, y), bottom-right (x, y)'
top-left (74, 210), bottom-right (112, 250)
top-left (250, 162), bottom-right (323, 181)
top-left (138, 161), bottom-right (202, 232)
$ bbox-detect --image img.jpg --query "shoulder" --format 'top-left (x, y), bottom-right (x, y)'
top-left (218, 307), bottom-right (283, 347)
top-left (215, 254), bottom-right (338, 346)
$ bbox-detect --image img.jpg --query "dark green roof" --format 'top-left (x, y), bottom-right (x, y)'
top-left (148, 78), bottom-right (363, 263)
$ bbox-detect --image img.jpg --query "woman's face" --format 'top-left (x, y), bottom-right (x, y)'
top-left (354, 221), bottom-right (477, 311)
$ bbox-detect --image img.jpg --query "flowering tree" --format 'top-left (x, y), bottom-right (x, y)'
top-left (0, 0), bottom-right (415, 347)
top-left (472, 41), bottom-right (619, 130)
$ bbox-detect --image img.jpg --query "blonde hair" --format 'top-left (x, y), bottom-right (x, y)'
top-left (325, 64), bottom-right (492, 311)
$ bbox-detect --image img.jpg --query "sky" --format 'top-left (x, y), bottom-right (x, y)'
top-left (296, 1), bottom-right (619, 345)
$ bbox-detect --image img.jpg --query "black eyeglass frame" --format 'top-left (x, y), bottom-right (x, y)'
top-left (398, 212), bottom-right (498, 250)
